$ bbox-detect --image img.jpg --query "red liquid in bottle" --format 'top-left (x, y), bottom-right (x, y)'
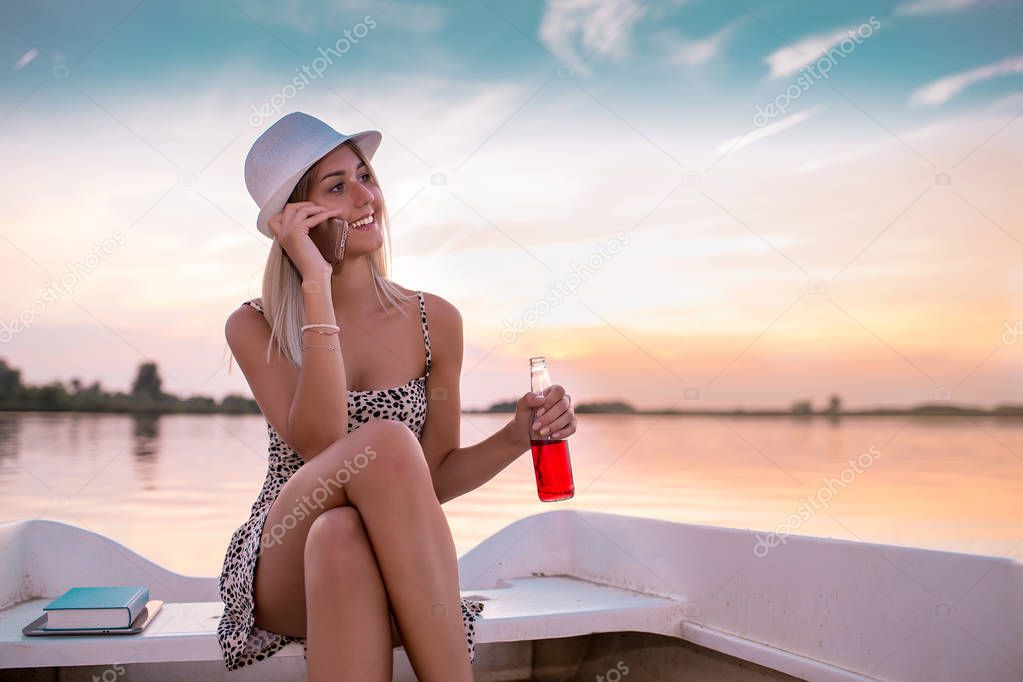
top-left (528, 355), bottom-right (576, 502)
top-left (530, 438), bottom-right (575, 502)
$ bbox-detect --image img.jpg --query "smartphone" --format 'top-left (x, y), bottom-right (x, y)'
top-left (311, 215), bottom-right (349, 265)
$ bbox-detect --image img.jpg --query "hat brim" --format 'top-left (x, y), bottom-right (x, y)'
top-left (256, 129), bottom-right (382, 239)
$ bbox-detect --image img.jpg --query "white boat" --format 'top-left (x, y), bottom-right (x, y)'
top-left (1, 510), bottom-right (1020, 681)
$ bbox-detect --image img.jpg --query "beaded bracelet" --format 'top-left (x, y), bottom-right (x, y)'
top-left (302, 344), bottom-right (340, 351)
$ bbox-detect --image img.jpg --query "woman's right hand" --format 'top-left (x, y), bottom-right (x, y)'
top-left (268, 202), bottom-right (346, 279)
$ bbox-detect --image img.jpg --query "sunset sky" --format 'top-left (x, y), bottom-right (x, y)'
top-left (1, 0), bottom-right (1021, 410)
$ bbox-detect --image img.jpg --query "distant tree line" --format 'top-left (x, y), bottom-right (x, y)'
top-left (790, 395), bottom-right (844, 415)
top-left (2, 357), bottom-right (1020, 417)
top-left (0, 358), bottom-right (258, 414)
top-left (472, 391), bottom-right (1023, 417)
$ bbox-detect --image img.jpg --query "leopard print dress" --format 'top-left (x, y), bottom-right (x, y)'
top-left (217, 290), bottom-right (485, 671)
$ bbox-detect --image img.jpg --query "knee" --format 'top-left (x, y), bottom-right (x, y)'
top-left (304, 507), bottom-right (372, 579)
top-left (317, 419), bottom-right (431, 501)
top-left (362, 417), bottom-right (420, 451)
top-left (356, 418), bottom-right (430, 483)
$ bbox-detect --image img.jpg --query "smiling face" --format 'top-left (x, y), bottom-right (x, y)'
top-left (305, 141), bottom-right (384, 261)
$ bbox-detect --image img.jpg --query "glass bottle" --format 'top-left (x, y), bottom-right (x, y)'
top-left (529, 356), bottom-right (575, 502)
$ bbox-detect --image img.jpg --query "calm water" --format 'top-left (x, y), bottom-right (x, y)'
top-left (1, 412), bottom-right (1021, 576)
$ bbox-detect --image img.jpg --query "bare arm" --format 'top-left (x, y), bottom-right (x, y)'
top-left (414, 292), bottom-right (530, 503)
top-left (226, 270), bottom-right (349, 463)
top-left (433, 422), bottom-right (526, 504)
top-left (287, 273), bottom-right (348, 459)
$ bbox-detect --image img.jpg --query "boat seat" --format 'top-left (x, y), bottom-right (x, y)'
top-left (0, 576), bottom-right (684, 668)
top-left (8, 511), bottom-right (1021, 681)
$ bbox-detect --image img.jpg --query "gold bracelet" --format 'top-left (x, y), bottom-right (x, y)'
top-left (302, 344), bottom-right (340, 351)
top-left (302, 328), bottom-right (340, 335)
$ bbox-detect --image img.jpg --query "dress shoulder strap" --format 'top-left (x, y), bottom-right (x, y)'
top-left (416, 291), bottom-right (431, 377)
top-left (243, 298), bottom-right (265, 315)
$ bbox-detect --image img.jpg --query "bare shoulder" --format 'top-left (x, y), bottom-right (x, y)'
top-left (225, 300), bottom-right (268, 347)
top-left (418, 291), bottom-right (463, 368)
top-left (389, 284), bottom-right (460, 325)
top-left (419, 291), bottom-right (462, 333)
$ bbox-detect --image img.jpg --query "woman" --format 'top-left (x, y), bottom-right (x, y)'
top-left (216, 112), bottom-right (578, 681)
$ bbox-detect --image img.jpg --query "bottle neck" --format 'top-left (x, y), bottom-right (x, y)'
top-left (531, 369), bottom-right (552, 396)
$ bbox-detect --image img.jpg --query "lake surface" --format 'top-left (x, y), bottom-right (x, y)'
top-left (1, 412), bottom-right (1021, 576)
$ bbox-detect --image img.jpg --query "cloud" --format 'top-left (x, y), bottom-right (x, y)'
top-left (717, 105), bottom-right (825, 155)
top-left (793, 142), bottom-right (884, 175)
top-left (764, 27), bottom-right (855, 79)
top-left (659, 19), bottom-right (741, 67)
top-left (990, 90), bottom-right (1023, 112)
top-left (909, 54), bottom-right (1023, 106)
top-left (894, 0), bottom-right (981, 15)
top-left (539, 0), bottom-right (650, 76)
top-left (13, 48), bottom-right (39, 71)
top-left (793, 96), bottom-right (1023, 174)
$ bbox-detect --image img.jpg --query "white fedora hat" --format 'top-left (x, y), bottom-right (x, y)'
top-left (244, 111), bottom-right (382, 239)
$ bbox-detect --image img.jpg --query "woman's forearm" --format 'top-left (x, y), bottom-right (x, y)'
top-left (288, 272), bottom-right (349, 460)
top-left (434, 420), bottom-right (528, 504)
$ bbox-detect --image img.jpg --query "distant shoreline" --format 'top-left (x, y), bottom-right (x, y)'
top-left (466, 398), bottom-right (1023, 418)
top-left (1, 404), bottom-right (1020, 418)
top-left (467, 405), bottom-right (1023, 418)
top-left (2, 357), bottom-right (1020, 418)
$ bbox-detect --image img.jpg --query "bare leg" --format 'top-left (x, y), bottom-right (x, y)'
top-left (304, 507), bottom-right (392, 681)
top-left (341, 419), bottom-right (473, 681)
top-left (251, 418), bottom-right (473, 681)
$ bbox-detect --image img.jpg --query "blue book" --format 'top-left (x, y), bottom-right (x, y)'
top-left (42, 585), bottom-right (149, 630)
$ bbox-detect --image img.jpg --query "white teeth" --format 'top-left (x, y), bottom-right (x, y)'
top-left (351, 215), bottom-right (374, 228)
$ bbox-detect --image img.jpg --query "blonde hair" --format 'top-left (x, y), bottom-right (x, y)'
top-left (229, 139), bottom-right (415, 373)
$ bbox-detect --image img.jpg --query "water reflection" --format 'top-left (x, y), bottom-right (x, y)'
top-left (131, 413), bottom-right (161, 491)
top-left (0, 413), bottom-right (19, 463)
top-left (0, 412), bottom-right (1020, 576)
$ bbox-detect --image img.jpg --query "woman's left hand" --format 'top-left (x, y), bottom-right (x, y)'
top-left (508, 384), bottom-right (578, 451)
